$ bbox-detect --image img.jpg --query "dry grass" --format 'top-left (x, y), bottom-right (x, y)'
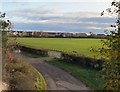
top-left (4, 52), bottom-right (46, 90)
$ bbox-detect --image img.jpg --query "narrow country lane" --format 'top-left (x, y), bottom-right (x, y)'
top-left (15, 53), bottom-right (91, 90)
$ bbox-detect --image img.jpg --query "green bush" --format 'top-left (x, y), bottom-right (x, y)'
top-left (61, 52), bottom-right (104, 70)
top-left (20, 45), bottom-right (48, 57)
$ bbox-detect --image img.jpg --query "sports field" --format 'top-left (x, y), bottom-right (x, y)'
top-left (14, 38), bottom-right (102, 57)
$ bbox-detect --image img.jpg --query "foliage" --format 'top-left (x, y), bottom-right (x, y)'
top-left (61, 52), bottom-right (104, 70)
top-left (0, 12), bottom-right (46, 90)
top-left (0, 12), bottom-right (11, 86)
top-left (21, 51), bottom-right (46, 58)
top-left (5, 52), bottom-right (46, 90)
top-left (18, 44), bottom-right (104, 70)
top-left (20, 45), bottom-right (48, 57)
top-left (0, 12), bottom-right (11, 56)
top-left (0, 12), bottom-right (11, 30)
top-left (100, 0), bottom-right (120, 90)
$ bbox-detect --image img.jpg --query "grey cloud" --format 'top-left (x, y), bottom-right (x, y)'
top-left (9, 7), bottom-right (61, 18)
top-left (13, 21), bottom-right (108, 34)
top-left (79, 17), bottom-right (116, 24)
top-left (8, 7), bottom-right (115, 33)
top-left (8, 7), bottom-right (114, 24)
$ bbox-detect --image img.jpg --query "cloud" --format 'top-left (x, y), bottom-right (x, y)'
top-left (7, 7), bottom-right (115, 33)
top-left (2, 0), bottom-right (111, 2)
top-left (9, 7), bottom-right (62, 18)
top-left (9, 9), bottom-right (114, 24)
top-left (9, 9), bottom-right (101, 20)
top-left (85, 26), bottom-right (102, 30)
top-left (64, 12), bottom-right (100, 18)
top-left (13, 20), bottom-right (110, 34)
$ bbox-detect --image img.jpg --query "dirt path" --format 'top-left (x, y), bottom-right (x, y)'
top-left (15, 53), bottom-right (91, 90)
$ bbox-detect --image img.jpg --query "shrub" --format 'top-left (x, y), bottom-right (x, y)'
top-left (9, 71), bottom-right (34, 90)
top-left (5, 52), bottom-right (46, 90)
top-left (61, 52), bottom-right (104, 70)
top-left (20, 45), bottom-right (48, 57)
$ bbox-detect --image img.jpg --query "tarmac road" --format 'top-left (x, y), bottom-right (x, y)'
top-left (15, 53), bottom-right (91, 90)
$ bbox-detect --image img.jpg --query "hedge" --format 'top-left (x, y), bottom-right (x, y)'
top-left (61, 52), bottom-right (105, 70)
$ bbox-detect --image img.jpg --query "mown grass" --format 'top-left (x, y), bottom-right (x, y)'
top-left (12, 38), bottom-right (102, 57)
top-left (47, 59), bottom-right (106, 90)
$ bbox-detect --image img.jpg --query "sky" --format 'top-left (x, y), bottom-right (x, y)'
top-left (1, 0), bottom-right (117, 34)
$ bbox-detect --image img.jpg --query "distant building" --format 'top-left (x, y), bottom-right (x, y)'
top-left (73, 33), bottom-right (87, 38)
top-left (6, 30), bottom-right (106, 38)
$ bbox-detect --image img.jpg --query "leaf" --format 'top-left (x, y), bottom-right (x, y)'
top-left (101, 11), bottom-right (104, 16)
top-left (111, 2), bottom-right (115, 6)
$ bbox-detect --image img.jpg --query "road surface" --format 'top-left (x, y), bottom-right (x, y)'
top-left (15, 53), bottom-right (91, 90)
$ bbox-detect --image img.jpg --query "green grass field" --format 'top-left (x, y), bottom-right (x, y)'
top-left (13, 38), bottom-right (102, 57)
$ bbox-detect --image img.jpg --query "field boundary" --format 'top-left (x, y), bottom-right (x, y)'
top-left (18, 45), bottom-right (105, 70)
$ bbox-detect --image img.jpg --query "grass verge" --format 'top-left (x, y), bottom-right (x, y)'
top-left (31, 64), bottom-right (46, 90)
top-left (47, 59), bottom-right (106, 90)
top-left (5, 52), bottom-right (46, 90)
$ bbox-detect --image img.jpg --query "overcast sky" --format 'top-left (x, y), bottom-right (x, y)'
top-left (1, 0), bottom-right (116, 33)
